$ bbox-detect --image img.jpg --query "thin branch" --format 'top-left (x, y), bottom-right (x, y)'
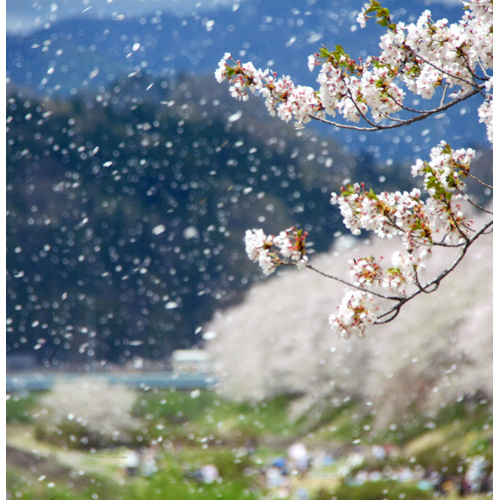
top-left (447, 207), bottom-right (471, 244)
top-left (459, 53), bottom-right (489, 82)
top-left (431, 240), bottom-right (468, 248)
top-left (476, 61), bottom-right (492, 80)
top-left (373, 219), bottom-right (492, 324)
top-left (375, 304), bottom-right (404, 324)
top-left (373, 109), bottom-right (408, 123)
top-left (304, 263), bottom-right (404, 302)
top-left (456, 189), bottom-right (493, 214)
top-left (468, 173), bottom-right (493, 190)
top-left (420, 219), bottom-right (490, 287)
top-left (414, 269), bottom-right (438, 294)
top-left (310, 87), bottom-right (481, 132)
top-left (385, 93), bottom-right (428, 115)
top-left (405, 45), bottom-right (480, 90)
top-left (439, 84), bottom-right (449, 108)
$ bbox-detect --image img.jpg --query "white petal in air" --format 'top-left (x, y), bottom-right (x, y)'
top-left (152, 224), bottom-right (166, 235)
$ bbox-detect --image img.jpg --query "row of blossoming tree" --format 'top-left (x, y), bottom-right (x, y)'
top-left (215, 0), bottom-right (493, 339)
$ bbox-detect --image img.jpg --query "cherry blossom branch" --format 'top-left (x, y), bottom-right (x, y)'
top-left (476, 61), bottom-right (492, 80)
top-left (374, 218), bottom-right (492, 324)
top-left (447, 204), bottom-right (471, 244)
top-left (431, 240), bottom-right (468, 249)
top-left (385, 93), bottom-right (430, 116)
top-left (216, 0), bottom-right (492, 138)
top-left (468, 173), bottom-right (493, 190)
top-left (456, 187), bottom-right (493, 214)
top-left (413, 269), bottom-right (438, 295)
top-left (218, 0), bottom-right (493, 340)
top-left (404, 45), bottom-right (480, 91)
top-left (460, 54), bottom-right (489, 83)
top-left (465, 198), bottom-right (493, 215)
top-left (311, 87), bottom-right (481, 132)
top-left (310, 216), bottom-right (490, 326)
top-left (304, 263), bottom-right (403, 301)
top-left (439, 84), bottom-right (449, 109)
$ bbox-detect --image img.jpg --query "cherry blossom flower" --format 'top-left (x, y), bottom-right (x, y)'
top-left (244, 229), bottom-right (277, 275)
top-left (273, 228), bottom-right (309, 269)
top-left (349, 256), bottom-right (384, 288)
top-left (329, 291), bottom-right (377, 339)
top-left (214, 52), bottom-right (232, 83)
top-left (244, 227), bottom-right (308, 276)
top-left (356, 4), bottom-right (370, 29)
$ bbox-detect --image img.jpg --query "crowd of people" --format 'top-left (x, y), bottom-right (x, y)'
top-left (122, 444), bottom-right (159, 478)
top-left (254, 442), bottom-right (314, 499)
top-left (258, 443), bottom-right (492, 499)
top-left (120, 440), bottom-right (491, 499)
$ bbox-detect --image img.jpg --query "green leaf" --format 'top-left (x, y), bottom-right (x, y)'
top-left (319, 46), bottom-right (331, 58)
top-left (387, 267), bottom-right (401, 274)
top-left (442, 143), bottom-right (452, 154)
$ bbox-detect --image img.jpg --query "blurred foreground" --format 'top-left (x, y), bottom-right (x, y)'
top-left (7, 381), bottom-right (492, 500)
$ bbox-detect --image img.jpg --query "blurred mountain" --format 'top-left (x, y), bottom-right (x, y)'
top-left (8, 73), bottom-right (389, 366)
top-left (204, 207), bottom-right (493, 426)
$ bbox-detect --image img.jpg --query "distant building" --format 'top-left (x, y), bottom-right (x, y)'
top-left (171, 350), bottom-right (213, 373)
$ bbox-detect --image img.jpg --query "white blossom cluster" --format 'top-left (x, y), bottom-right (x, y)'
top-left (349, 247), bottom-right (432, 295)
top-left (331, 185), bottom-right (432, 242)
top-left (328, 290), bottom-right (377, 338)
top-left (316, 57), bottom-right (406, 124)
top-left (478, 77), bottom-right (493, 142)
top-left (244, 228), bottom-right (275, 275)
top-left (332, 178), bottom-right (472, 248)
top-left (349, 256), bottom-right (384, 288)
top-left (216, 0), bottom-right (492, 138)
top-left (215, 54), bottom-right (323, 128)
top-left (244, 227), bottom-right (309, 276)
top-left (411, 141), bottom-right (475, 195)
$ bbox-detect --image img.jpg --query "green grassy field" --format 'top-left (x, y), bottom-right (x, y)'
top-left (6, 387), bottom-right (492, 500)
